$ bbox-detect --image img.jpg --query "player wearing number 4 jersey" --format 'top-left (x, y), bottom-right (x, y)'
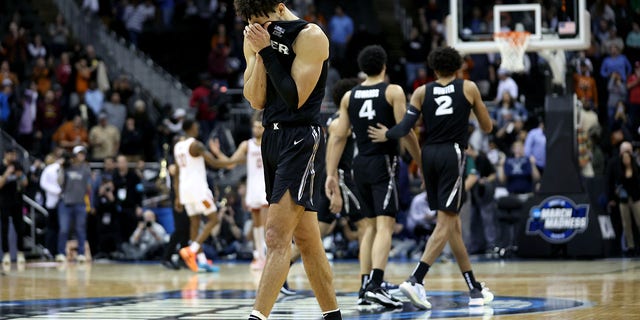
top-left (210, 111), bottom-right (268, 271)
top-left (174, 119), bottom-right (230, 273)
top-left (326, 45), bottom-right (421, 309)
top-left (368, 46), bottom-right (495, 309)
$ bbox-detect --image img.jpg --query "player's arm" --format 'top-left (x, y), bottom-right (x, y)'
top-left (388, 84), bottom-right (422, 163)
top-left (189, 140), bottom-right (231, 168)
top-left (325, 92), bottom-right (351, 213)
top-left (242, 33), bottom-right (267, 110)
top-left (170, 163), bottom-right (182, 212)
top-left (464, 80), bottom-right (493, 133)
top-left (367, 85), bottom-right (424, 143)
top-left (209, 139), bottom-right (248, 165)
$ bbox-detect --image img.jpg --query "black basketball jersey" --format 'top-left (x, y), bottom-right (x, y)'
top-left (348, 82), bottom-right (398, 156)
top-left (262, 20), bottom-right (328, 126)
top-left (422, 79), bottom-right (472, 147)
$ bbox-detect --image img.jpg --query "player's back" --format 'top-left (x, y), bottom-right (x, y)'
top-left (421, 79), bottom-right (472, 147)
top-left (348, 82), bottom-right (398, 156)
top-left (174, 137), bottom-right (209, 202)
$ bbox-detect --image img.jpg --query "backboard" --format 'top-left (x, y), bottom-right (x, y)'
top-left (446, 0), bottom-right (590, 54)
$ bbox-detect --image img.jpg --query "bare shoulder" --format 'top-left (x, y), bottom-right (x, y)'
top-left (385, 83), bottom-right (406, 99)
top-left (463, 79), bottom-right (480, 93)
top-left (295, 24), bottom-right (329, 56)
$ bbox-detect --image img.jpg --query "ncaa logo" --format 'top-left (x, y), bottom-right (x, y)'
top-left (527, 196), bottom-right (589, 243)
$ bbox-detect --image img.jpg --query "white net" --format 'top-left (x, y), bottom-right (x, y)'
top-left (495, 31), bottom-right (530, 72)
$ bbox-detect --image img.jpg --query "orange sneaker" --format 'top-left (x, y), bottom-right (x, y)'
top-left (179, 248), bottom-right (198, 272)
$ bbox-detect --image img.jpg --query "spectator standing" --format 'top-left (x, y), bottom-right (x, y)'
top-left (494, 68), bottom-right (518, 103)
top-left (32, 57), bottom-right (52, 95)
top-left (0, 147), bottom-right (28, 266)
top-left (120, 117), bottom-right (145, 162)
top-left (27, 34), bottom-right (47, 61)
top-left (600, 43), bottom-right (632, 81)
top-left (48, 14), bottom-right (69, 58)
top-left (35, 90), bottom-right (62, 157)
top-left (93, 175), bottom-right (122, 258)
top-left (607, 71), bottom-right (627, 113)
top-left (123, 0), bottom-right (156, 45)
top-left (524, 120), bottom-right (546, 173)
top-left (627, 61), bottom-right (640, 140)
top-left (40, 153), bottom-right (63, 258)
top-left (328, 5), bottom-right (353, 68)
top-left (0, 60), bottom-right (19, 88)
top-left (575, 62), bottom-right (599, 110)
top-left (89, 113), bottom-right (120, 161)
top-left (190, 75), bottom-right (216, 139)
top-left (112, 155), bottom-right (143, 241)
top-left (52, 114), bottom-right (88, 152)
top-left (404, 27), bottom-right (428, 90)
top-left (84, 81), bottom-right (104, 116)
top-left (17, 82), bottom-right (38, 152)
top-left (56, 146), bottom-right (92, 263)
top-left (102, 91), bottom-right (127, 131)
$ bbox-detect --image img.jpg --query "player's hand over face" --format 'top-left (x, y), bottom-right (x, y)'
top-left (325, 175), bottom-right (343, 214)
top-left (367, 123), bottom-right (389, 143)
top-left (244, 22), bottom-right (271, 53)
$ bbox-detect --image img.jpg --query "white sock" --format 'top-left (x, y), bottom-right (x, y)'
top-left (249, 310), bottom-right (267, 320)
top-left (189, 242), bottom-right (200, 253)
top-left (254, 226), bottom-right (266, 259)
top-left (197, 252), bottom-right (207, 264)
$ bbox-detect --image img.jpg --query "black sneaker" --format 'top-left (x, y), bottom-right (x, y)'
top-left (280, 280), bottom-right (296, 295)
top-left (357, 287), bottom-right (371, 305)
top-left (161, 260), bottom-right (179, 270)
top-left (364, 283), bottom-right (403, 308)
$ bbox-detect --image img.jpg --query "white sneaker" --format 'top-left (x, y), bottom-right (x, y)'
top-left (469, 283), bottom-right (494, 306)
top-left (399, 280), bottom-right (432, 310)
top-left (2, 253), bottom-right (10, 265)
top-left (55, 254), bottom-right (66, 263)
top-left (76, 255), bottom-right (87, 264)
top-left (17, 252), bottom-right (25, 264)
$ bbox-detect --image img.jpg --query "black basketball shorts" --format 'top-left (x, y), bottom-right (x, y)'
top-left (422, 142), bottom-right (467, 213)
top-left (262, 124), bottom-right (324, 212)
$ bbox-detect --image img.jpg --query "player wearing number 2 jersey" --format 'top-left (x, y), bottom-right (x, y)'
top-left (368, 46), bottom-right (495, 309)
top-left (326, 45), bottom-right (421, 308)
top-left (209, 111), bottom-right (269, 270)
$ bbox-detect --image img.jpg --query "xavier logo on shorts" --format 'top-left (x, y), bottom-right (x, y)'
top-left (526, 196), bottom-right (589, 243)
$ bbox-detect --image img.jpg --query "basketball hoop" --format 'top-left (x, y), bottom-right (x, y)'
top-left (494, 31), bottom-right (531, 72)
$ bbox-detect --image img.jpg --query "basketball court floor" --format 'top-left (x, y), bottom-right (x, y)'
top-left (1, 258), bottom-right (638, 319)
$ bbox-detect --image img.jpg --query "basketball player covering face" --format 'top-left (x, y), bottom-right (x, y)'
top-left (367, 46), bottom-right (495, 309)
top-left (326, 45), bottom-right (422, 308)
top-left (233, 1), bottom-right (341, 319)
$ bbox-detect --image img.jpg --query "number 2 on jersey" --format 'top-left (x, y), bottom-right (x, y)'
top-left (358, 99), bottom-right (376, 120)
top-left (434, 95), bottom-right (453, 116)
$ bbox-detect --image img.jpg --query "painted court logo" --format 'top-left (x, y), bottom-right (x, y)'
top-left (0, 289), bottom-right (590, 319)
top-left (527, 196), bottom-right (589, 243)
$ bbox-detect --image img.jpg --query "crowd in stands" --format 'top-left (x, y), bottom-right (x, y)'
top-left (1, 0), bottom-right (640, 265)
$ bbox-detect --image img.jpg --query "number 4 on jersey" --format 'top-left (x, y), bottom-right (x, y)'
top-left (358, 99), bottom-right (376, 120)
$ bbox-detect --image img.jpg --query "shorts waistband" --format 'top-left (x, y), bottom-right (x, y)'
top-left (266, 122), bottom-right (318, 130)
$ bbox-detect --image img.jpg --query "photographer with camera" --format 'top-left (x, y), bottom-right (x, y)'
top-left (1, 146), bottom-right (28, 266)
top-left (119, 210), bottom-right (167, 261)
top-left (93, 176), bottom-right (122, 259)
